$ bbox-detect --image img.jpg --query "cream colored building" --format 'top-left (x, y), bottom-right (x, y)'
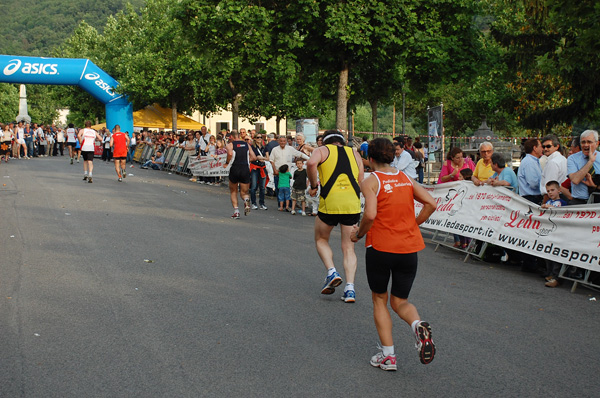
top-left (191, 108), bottom-right (285, 136)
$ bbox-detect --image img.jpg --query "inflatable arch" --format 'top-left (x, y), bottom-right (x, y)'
top-left (0, 55), bottom-right (133, 134)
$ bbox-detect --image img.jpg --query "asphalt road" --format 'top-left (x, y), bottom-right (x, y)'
top-left (0, 156), bottom-right (598, 398)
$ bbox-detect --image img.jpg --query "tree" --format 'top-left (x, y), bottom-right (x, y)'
top-left (101, 0), bottom-right (216, 131)
top-left (0, 84), bottom-right (19, 123)
top-left (289, 0), bottom-right (418, 132)
top-left (53, 22), bottom-right (107, 125)
top-left (487, 0), bottom-right (600, 131)
top-left (179, 0), bottom-right (277, 130)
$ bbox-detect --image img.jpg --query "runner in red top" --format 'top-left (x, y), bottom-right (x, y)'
top-left (351, 138), bottom-right (437, 371)
top-left (110, 125), bottom-right (130, 182)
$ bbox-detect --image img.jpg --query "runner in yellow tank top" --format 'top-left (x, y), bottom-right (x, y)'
top-left (307, 130), bottom-right (364, 302)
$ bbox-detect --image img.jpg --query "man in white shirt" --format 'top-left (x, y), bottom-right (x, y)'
top-left (77, 120), bottom-right (103, 183)
top-left (390, 137), bottom-right (417, 179)
top-left (540, 134), bottom-right (568, 202)
top-left (270, 135), bottom-right (310, 198)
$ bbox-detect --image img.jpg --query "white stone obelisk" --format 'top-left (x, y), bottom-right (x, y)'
top-left (16, 84), bottom-right (31, 124)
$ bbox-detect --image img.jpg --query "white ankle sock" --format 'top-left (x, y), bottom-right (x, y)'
top-left (327, 267), bottom-right (336, 276)
top-left (382, 345), bottom-right (394, 356)
top-left (411, 320), bottom-right (420, 333)
top-left (344, 283), bottom-right (354, 292)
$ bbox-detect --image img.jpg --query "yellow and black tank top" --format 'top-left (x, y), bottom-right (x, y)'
top-left (318, 144), bottom-right (361, 214)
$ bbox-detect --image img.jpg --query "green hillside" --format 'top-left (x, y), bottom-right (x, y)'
top-left (0, 0), bottom-right (144, 56)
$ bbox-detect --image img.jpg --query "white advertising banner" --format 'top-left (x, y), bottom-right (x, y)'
top-left (188, 154), bottom-right (230, 177)
top-left (417, 181), bottom-right (600, 272)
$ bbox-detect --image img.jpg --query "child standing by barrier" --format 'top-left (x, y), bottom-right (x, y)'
top-left (542, 180), bottom-right (569, 287)
top-left (278, 164), bottom-right (292, 212)
top-left (291, 159), bottom-right (308, 215)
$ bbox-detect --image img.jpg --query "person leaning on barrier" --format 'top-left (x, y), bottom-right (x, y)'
top-left (488, 153), bottom-right (518, 193)
top-left (472, 142), bottom-right (495, 186)
top-left (567, 129), bottom-right (600, 205)
top-left (141, 150), bottom-right (164, 170)
top-left (517, 138), bottom-right (543, 205)
top-left (390, 137), bottom-right (417, 179)
top-left (438, 147), bottom-right (475, 184)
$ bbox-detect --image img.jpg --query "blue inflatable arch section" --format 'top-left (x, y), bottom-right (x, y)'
top-left (0, 55), bottom-right (133, 134)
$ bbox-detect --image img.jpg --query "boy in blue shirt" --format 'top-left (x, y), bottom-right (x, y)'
top-left (541, 180), bottom-right (568, 208)
top-left (542, 180), bottom-right (568, 287)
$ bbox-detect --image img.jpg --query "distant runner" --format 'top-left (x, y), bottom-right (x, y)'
top-left (224, 130), bottom-right (257, 219)
top-left (66, 123), bottom-right (78, 164)
top-left (110, 125), bottom-right (130, 182)
top-left (77, 120), bottom-right (103, 183)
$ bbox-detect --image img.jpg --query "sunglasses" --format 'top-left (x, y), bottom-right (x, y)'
top-left (542, 144), bottom-right (554, 149)
top-left (480, 150), bottom-right (492, 153)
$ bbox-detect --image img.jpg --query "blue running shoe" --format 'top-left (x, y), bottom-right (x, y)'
top-left (341, 289), bottom-right (355, 303)
top-left (321, 271), bottom-right (342, 294)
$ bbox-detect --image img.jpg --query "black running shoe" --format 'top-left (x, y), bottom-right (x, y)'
top-left (415, 321), bottom-right (435, 365)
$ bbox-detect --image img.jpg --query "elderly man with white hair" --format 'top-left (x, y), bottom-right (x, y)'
top-left (472, 141), bottom-right (495, 186)
top-left (567, 129), bottom-right (600, 204)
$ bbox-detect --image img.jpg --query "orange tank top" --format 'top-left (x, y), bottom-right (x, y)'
top-left (365, 170), bottom-right (425, 254)
top-left (112, 132), bottom-right (128, 157)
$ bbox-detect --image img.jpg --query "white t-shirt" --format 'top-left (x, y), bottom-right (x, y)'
top-left (81, 128), bottom-right (97, 152)
top-left (66, 128), bottom-right (77, 143)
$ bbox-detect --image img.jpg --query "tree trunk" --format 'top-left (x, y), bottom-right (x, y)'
top-left (229, 77), bottom-right (240, 131)
top-left (171, 100), bottom-right (178, 133)
top-left (276, 115), bottom-right (281, 136)
top-left (370, 99), bottom-right (378, 134)
top-left (336, 62), bottom-right (349, 132)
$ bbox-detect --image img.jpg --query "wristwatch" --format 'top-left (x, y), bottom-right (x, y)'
top-left (310, 185), bottom-right (317, 190)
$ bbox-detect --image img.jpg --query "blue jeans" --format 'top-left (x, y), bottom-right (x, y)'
top-left (250, 169), bottom-right (266, 206)
top-left (278, 187), bottom-right (291, 203)
top-left (127, 146), bottom-right (135, 163)
top-left (417, 167), bottom-right (424, 183)
top-left (26, 139), bottom-right (34, 156)
top-left (142, 160), bottom-right (161, 170)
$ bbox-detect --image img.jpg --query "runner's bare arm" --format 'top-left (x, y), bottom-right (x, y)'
top-left (307, 147), bottom-right (323, 187)
top-left (224, 143), bottom-right (233, 167)
top-left (353, 148), bottom-right (365, 183)
top-left (248, 147), bottom-right (257, 162)
top-left (351, 175), bottom-right (378, 242)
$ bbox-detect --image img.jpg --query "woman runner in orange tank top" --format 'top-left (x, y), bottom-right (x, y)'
top-left (351, 138), bottom-right (437, 370)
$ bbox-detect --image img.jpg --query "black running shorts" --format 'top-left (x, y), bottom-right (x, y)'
top-left (113, 156), bottom-right (126, 160)
top-left (81, 151), bottom-right (95, 161)
top-left (366, 247), bottom-right (418, 299)
top-left (228, 164), bottom-right (251, 184)
top-left (317, 212), bottom-right (360, 227)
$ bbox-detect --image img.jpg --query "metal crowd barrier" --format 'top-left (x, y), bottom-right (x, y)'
top-left (559, 192), bottom-right (600, 293)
